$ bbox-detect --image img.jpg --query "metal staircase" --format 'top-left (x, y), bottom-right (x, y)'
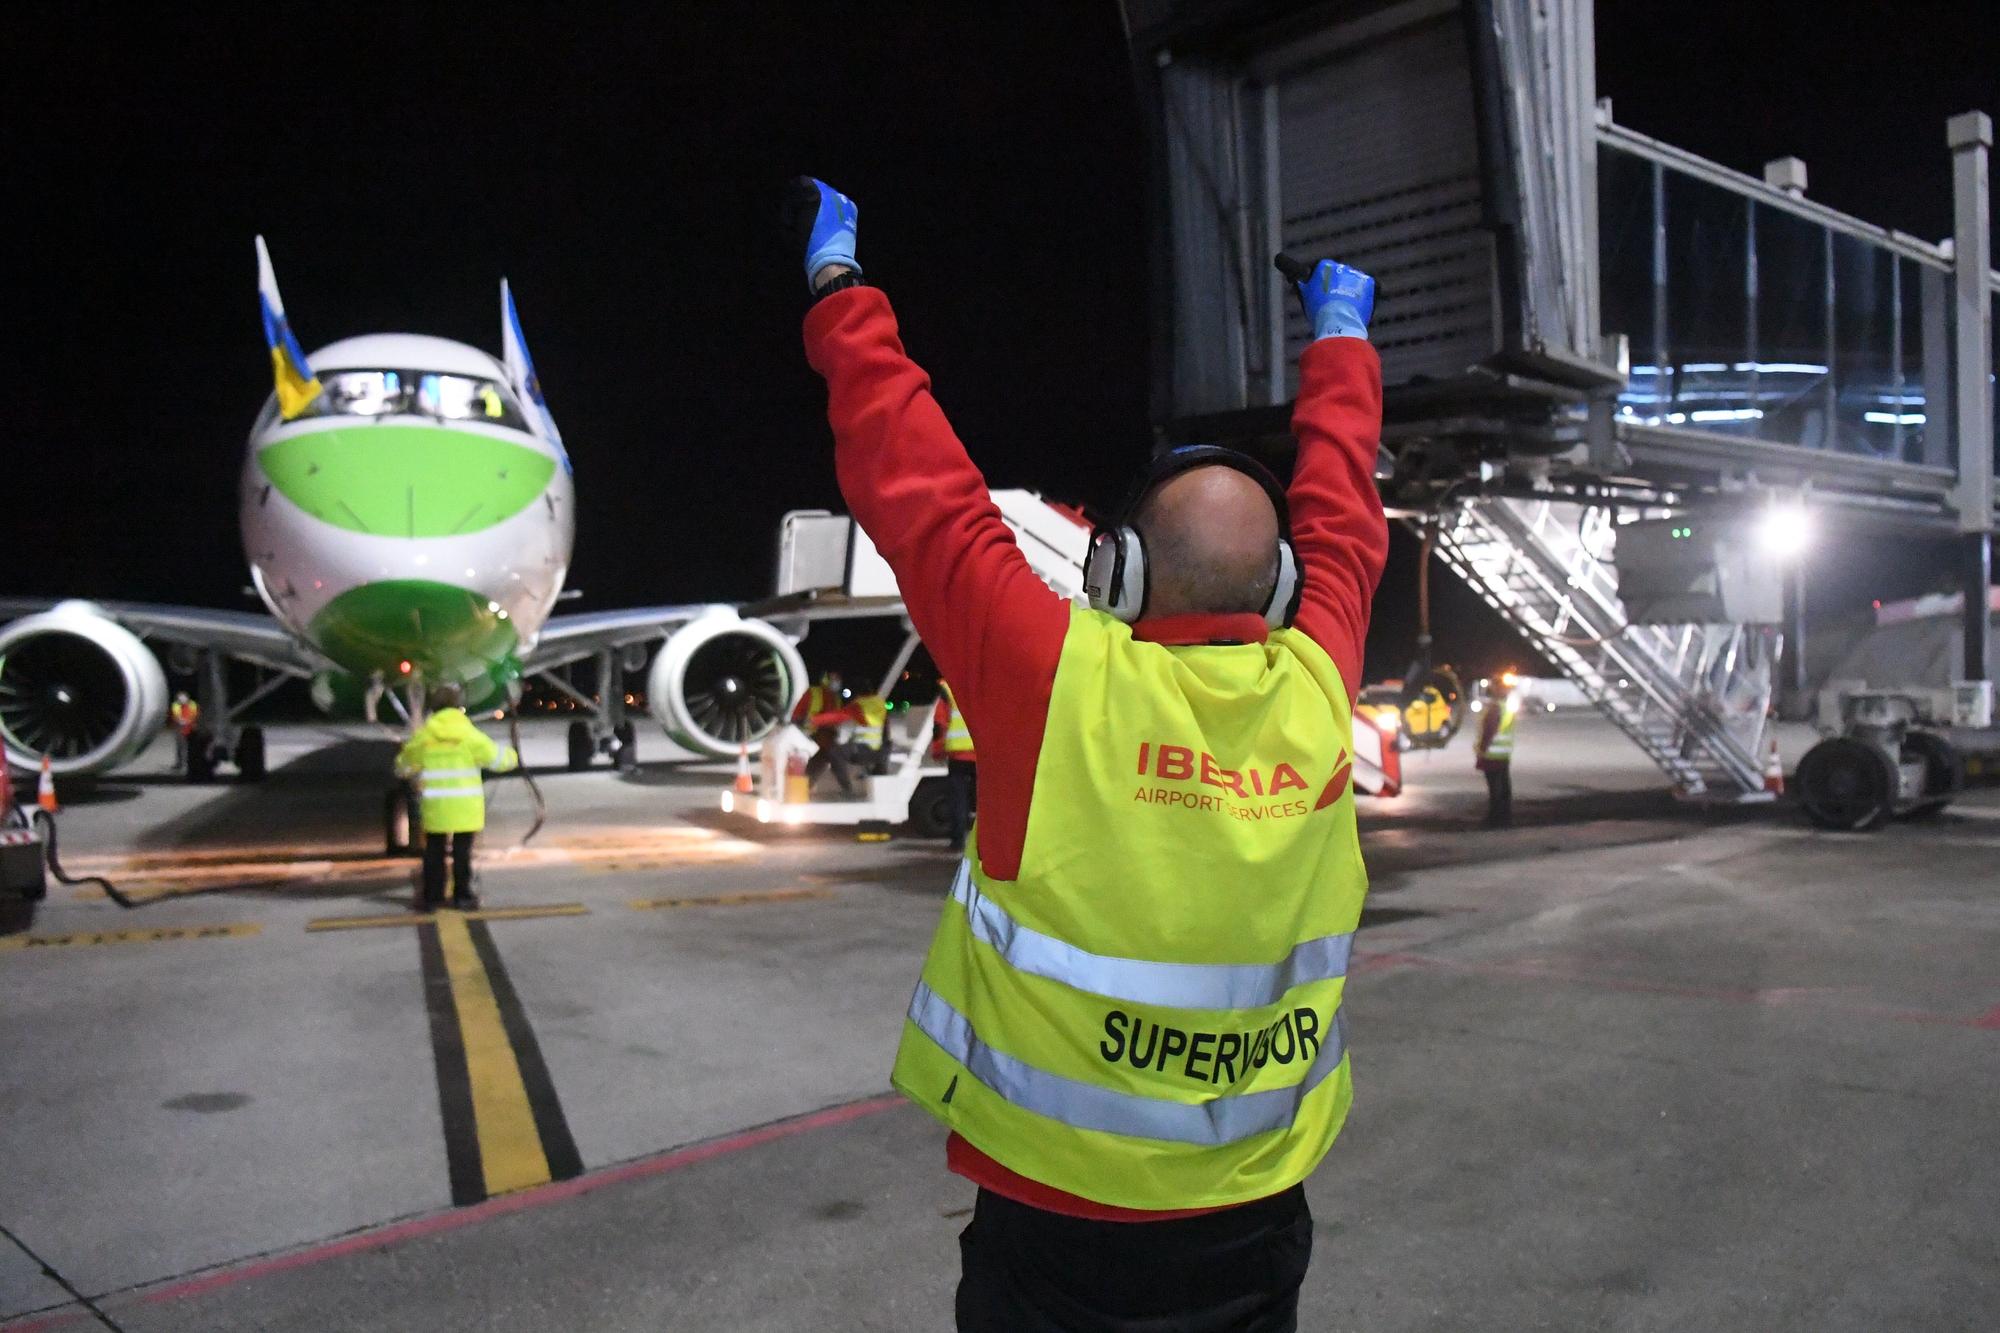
top-left (1428, 496), bottom-right (1777, 800)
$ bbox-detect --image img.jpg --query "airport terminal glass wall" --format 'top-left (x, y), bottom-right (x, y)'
top-left (1599, 143), bottom-right (1948, 465)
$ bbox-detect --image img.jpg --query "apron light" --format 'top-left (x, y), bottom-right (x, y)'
top-left (1758, 502), bottom-right (1812, 560)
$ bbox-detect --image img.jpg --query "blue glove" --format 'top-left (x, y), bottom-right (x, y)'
top-left (788, 177), bottom-right (862, 291)
top-left (1277, 255), bottom-right (1375, 341)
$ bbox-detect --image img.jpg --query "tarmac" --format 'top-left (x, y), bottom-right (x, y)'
top-left (1, 713), bottom-right (1994, 1330)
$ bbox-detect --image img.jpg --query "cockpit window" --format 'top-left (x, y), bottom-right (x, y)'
top-left (295, 370), bottom-right (531, 432)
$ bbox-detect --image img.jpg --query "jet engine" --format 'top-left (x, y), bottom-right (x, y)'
top-left (647, 611), bottom-right (806, 756)
top-left (0, 602), bottom-right (169, 776)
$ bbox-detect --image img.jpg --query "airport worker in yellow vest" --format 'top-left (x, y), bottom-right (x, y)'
top-left (851, 691), bottom-right (891, 773)
top-left (395, 683), bottom-right (518, 910)
top-left (1476, 673), bottom-right (1521, 828)
top-left (930, 680), bottom-right (979, 851)
top-left (792, 176), bottom-right (1387, 1330)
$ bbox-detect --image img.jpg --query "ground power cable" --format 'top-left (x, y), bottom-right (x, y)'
top-left (29, 809), bottom-right (138, 910)
top-left (505, 706), bottom-right (547, 848)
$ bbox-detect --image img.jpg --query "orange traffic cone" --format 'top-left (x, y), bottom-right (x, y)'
top-left (37, 755), bottom-right (59, 813)
top-left (733, 745), bottom-right (754, 795)
top-left (1762, 733), bottom-right (1784, 795)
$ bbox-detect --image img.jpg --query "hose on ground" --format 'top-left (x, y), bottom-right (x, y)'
top-left (29, 808), bottom-right (138, 909)
top-left (507, 709), bottom-right (547, 848)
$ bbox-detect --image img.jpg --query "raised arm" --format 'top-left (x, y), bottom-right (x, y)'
top-left (792, 180), bottom-right (1068, 745)
top-left (1279, 256), bottom-right (1389, 700)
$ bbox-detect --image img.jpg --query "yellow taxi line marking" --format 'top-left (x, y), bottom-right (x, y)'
top-left (307, 904), bottom-right (589, 932)
top-left (0, 923), bottom-right (262, 952)
top-left (433, 911), bottom-right (550, 1197)
top-left (629, 888), bottom-right (835, 910)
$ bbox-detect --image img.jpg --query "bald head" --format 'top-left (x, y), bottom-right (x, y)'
top-left (1133, 465), bottom-right (1282, 619)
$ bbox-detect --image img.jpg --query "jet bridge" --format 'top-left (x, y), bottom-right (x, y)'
top-left (1128, 0), bottom-right (1995, 799)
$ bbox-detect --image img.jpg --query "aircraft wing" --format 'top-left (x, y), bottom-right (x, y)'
top-left (522, 604), bottom-right (720, 674)
top-left (524, 592), bottom-right (917, 675)
top-left (0, 598), bottom-right (323, 677)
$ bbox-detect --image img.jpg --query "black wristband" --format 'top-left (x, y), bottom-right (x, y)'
top-left (811, 270), bottom-right (869, 302)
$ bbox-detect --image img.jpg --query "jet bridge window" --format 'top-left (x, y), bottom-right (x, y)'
top-left (299, 370), bottom-right (530, 431)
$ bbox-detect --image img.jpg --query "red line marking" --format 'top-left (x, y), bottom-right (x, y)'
top-left (1354, 950), bottom-right (2000, 1030)
top-left (58, 1092), bottom-right (904, 1317)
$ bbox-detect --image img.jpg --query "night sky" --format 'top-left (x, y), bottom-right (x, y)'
top-left (7, 3), bottom-right (1994, 687)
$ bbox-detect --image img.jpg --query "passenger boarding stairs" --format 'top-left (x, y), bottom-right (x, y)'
top-left (1429, 497), bottom-right (1777, 801)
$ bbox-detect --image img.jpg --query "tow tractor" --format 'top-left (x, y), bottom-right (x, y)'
top-left (720, 705), bottom-right (957, 835)
top-left (1797, 680), bottom-right (2000, 830)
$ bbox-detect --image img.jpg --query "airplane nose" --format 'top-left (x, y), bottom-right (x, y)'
top-left (257, 425), bottom-right (555, 538)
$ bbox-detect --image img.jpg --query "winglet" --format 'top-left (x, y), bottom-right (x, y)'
top-left (501, 278), bottom-right (563, 448)
top-left (255, 236), bottom-right (321, 420)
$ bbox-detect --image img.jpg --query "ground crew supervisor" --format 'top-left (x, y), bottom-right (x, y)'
top-left (791, 178), bottom-right (1387, 1332)
top-left (395, 684), bottom-right (518, 910)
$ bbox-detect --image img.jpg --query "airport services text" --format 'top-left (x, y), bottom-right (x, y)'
top-left (1132, 741), bottom-right (1312, 822)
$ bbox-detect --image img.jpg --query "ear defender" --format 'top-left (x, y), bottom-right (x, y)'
top-left (1267, 539), bottom-right (1301, 631)
top-left (1082, 445), bottom-right (1301, 630)
top-left (1083, 525), bottom-right (1149, 623)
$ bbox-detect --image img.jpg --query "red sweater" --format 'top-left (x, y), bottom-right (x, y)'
top-left (805, 287), bottom-right (1387, 1222)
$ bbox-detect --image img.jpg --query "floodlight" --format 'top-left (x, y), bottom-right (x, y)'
top-left (1757, 502), bottom-right (1812, 559)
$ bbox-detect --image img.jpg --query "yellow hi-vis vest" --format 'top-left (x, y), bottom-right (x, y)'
top-left (891, 606), bottom-right (1368, 1211)
top-left (394, 708), bottom-right (519, 834)
top-left (939, 681), bottom-right (975, 755)
top-left (853, 694), bottom-right (889, 749)
top-left (1484, 696), bottom-right (1520, 761)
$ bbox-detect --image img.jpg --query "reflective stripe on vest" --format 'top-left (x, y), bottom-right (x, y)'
top-left (949, 861), bottom-right (1352, 1010)
top-left (890, 606), bottom-right (1369, 1209)
top-left (907, 980), bottom-right (1347, 1146)
top-left (940, 683), bottom-right (974, 754)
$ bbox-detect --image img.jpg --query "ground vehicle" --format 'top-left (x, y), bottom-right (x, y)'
top-left (1797, 682), bottom-right (1998, 830)
top-left (720, 707), bottom-right (955, 834)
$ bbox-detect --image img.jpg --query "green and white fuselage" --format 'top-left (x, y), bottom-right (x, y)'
top-left (241, 333), bottom-right (573, 708)
top-left (0, 244), bottom-right (814, 780)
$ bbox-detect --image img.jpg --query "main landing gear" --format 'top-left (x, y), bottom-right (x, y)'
top-left (557, 648), bottom-right (644, 772)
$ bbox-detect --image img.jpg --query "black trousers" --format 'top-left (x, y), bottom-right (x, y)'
top-left (805, 729), bottom-right (856, 796)
top-left (1482, 763), bottom-right (1513, 826)
top-left (947, 757), bottom-right (978, 849)
top-left (422, 831), bottom-right (474, 903)
top-left (956, 1185), bottom-right (1313, 1332)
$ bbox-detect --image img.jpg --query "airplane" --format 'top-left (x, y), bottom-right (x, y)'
top-left (0, 238), bottom-right (816, 836)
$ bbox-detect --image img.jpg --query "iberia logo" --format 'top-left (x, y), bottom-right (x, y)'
top-left (1316, 749), bottom-right (1351, 811)
top-left (1132, 742), bottom-right (1347, 822)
